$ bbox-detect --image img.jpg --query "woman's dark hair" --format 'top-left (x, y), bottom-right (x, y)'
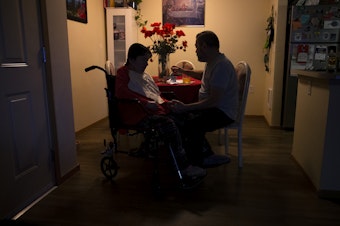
top-left (126, 43), bottom-right (152, 66)
top-left (196, 31), bottom-right (220, 49)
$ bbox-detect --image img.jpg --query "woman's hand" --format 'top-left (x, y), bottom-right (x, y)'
top-left (145, 101), bottom-right (159, 111)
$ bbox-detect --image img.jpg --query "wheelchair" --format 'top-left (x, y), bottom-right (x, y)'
top-left (84, 65), bottom-right (204, 192)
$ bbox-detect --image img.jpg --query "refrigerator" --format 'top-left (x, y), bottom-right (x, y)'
top-left (282, 4), bottom-right (340, 129)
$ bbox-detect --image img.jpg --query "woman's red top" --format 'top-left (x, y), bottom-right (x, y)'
top-left (115, 66), bottom-right (170, 125)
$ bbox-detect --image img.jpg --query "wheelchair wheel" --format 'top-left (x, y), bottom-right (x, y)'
top-left (100, 156), bottom-right (118, 180)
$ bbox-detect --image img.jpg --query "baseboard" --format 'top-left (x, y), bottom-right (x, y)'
top-left (12, 186), bottom-right (58, 220)
top-left (75, 117), bottom-right (109, 136)
top-left (57, 164), bottom-right (80, 185)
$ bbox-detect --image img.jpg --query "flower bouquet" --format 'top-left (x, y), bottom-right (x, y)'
top-left (141, 22), bottom-right (187, 80)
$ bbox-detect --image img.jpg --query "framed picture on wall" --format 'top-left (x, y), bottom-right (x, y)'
top-left (66, 0), bottom-right (88, 24)
top-left (162, 0), bottom-right (205, 27)
top-left (114, 0), bottom-right (125, 7)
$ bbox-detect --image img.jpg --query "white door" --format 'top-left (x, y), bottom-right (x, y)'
top-left (0, 0), bottom-right (55, 218)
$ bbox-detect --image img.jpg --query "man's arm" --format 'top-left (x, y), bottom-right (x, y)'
top-left (171, 66), bottom-right (203, 80)
top-left (171, 87), bottom-right (224, 113)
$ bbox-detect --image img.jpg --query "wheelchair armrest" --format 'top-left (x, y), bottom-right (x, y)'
top-left (115, 98), bottom-right (147, 124)
top-left (116, 98), bottom-right (145, 114)
top-left (117, 98), bottom-right (142, 105)
top-left (116, 98), bottom-right (146, 113)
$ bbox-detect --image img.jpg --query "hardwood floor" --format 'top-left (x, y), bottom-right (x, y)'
top-left (14, 116), bottom-right (340, 226)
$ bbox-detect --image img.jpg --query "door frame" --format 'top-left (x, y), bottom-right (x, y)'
top-left (39, 0), bottom-right (80, 185)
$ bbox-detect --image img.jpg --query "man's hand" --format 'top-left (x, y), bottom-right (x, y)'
top-left (168, 99), bottom-right (186, 113)
top-left (171, 66), bottom-right (183, 75)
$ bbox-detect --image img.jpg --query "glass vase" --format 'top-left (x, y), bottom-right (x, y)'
top-left (158, 54), bottom-right (170, 82)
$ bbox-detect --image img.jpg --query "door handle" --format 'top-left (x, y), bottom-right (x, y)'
top-left (1, 63), bottom-right (28, 67)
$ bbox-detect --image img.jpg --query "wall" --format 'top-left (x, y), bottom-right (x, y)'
top-left (70, 0), bottom-right (288, 131)
top-left (68, 0), bottom-right (107, 132)
top-left (263, 0), bottom-right (288, 127)
top-left (43, 1), bottom-right (78, 179)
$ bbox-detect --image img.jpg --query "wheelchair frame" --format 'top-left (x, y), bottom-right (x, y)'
top-left (85, 65), bottom-right (203, 191)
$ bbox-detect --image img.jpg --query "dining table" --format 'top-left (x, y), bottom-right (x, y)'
top-left (154, 75), bottom-right (202, 104)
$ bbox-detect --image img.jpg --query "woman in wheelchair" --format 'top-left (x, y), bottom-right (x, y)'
top-left (115, 43), bottom-right (206, 180)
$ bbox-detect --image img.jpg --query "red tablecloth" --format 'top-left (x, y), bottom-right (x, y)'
top-left (155, 76), bottom-right (201, 104)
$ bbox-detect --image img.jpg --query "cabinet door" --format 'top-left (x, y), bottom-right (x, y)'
top-left (106, 8), bottom-right (138, 74)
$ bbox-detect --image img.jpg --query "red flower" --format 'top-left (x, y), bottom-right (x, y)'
top-left (140, 22), bottom-right (187, 56)
top-left (146, 31), bottom-right (155, 38)
top-left (150, 22), bottom-right (161, 27)
top-left (176, 30), bottom-right (185, 37)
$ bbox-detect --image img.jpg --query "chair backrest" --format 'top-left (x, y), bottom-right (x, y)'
top-left (176, 60), bottom-right (195, 70)
top-left (85, 65), bottom-right (144, 139)
top-left (104, 74), bottom-right (121, 130)
top-left (234, 61), bottom-right (251, 124)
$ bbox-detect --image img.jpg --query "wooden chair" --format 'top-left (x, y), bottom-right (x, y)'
top-left (219, 61), bottom-right (251, 168)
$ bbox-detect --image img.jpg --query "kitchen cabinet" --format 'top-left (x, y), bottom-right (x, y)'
top-left (292, 70), bottom-right (340, 198)
top-left (106, 7), bottom-right (137, 74)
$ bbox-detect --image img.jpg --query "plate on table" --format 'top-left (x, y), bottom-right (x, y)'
top-left (166, 79), bottom-right (194, 85)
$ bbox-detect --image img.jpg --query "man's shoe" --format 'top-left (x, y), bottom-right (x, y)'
top-left (202, 154), bottom-right (231, 168)
top-left (181, 165), bottom-right (207, 179)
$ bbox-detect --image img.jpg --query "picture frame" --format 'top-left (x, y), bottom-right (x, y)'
top-left (66, 0), bottom-right (88, 24)
top-left (162, 0), bottom-right (205, 27)
top-left (114, 0), bottom-right (125, 7)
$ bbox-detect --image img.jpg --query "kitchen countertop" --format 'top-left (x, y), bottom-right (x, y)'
top-left (291, 69), bottom-right (340, 80)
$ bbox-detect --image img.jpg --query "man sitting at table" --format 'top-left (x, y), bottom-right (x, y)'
top-left (115, 43), bottom-right (206, 180)
top-left (170, 30), bottom-right (238, 167)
